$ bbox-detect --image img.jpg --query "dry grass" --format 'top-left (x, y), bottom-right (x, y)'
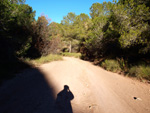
top-left (25, 54), bottom-right (63, 66)
top-left (61, 52), bottom-right (81, 58)
top-left (129, 65), bottom-right (150, 81)
top-left (101, 59), bottom-right (121, 73)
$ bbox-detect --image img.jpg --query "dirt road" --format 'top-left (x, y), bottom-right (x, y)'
top-left (0, 57), bottom-right (150, 113)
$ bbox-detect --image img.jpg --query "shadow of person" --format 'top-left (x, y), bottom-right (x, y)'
top-left (55, 85), bottom-right (74, 113)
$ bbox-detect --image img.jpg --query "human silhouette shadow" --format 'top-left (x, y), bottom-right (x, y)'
top-left (55, 85), bottom-right (74, 113)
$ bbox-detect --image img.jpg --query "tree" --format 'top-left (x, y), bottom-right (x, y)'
top-left (81, 2), bottom-right (115, 59)
top-left (48, 22), bottom-right (63, 53)
top-left (49, 22), bottom-right (63, 38)
top-left (111, 0), bottom-right (150, 53)
top-left (90, 2), bottom-right (113, 19)
top-left (9, 0), bottom-right (26, 4)
top-left (61, 12), bottom-right (76, 25)
top-left (74, 13), bottom-right (90, 36)
top-left (82, 0), bottom-right (150, 61)
top-left (0, 0), bottom-right (35, 59)
top-left (29, 15), bottom-right (51, 57)
top-left (61, 12), bottom-right (78, 52)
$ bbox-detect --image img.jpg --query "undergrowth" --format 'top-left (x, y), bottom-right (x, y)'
top-left (100, 59), bottom-right (150, 81)
top-left (129, 65), bottom-right (150, 81)
top-left (101, 59), bottom-right (121, 72)
top-left (26, 54), bottom-right (63, 65)
top-left (61, 52), bottom-right (81, 58)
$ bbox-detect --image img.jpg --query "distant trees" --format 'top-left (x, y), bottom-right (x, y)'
top-left (55, 0), bottom-right (150, 64)
top-left (1, 0), bottom-right (150, 63)
top-left (48, 22), bottom-right (62, 54)
top-left (60, 12), bottom-right (91, 53)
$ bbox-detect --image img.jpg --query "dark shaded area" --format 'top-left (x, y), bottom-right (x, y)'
top-left (0, 59), bottom-right (32, 84)
top-left (55, 85), bottom-right (74, 113)
top-left (0, 39), bottom-right (31, 84)
top-left (133, 97), bottom-right (137, 100)
top-left (0, 38), bottom-right (33, 84)
top-left (0, 68), bottom-right (55, 113)
top-left (0, 1), bottom-right (37, 83)
top-left (26, 46), bottom-right (42, 59)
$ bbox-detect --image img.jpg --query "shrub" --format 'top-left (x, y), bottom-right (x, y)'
top-left (129, 65), bottom-right (150, 80)
top-left (28, 54), bottom-right (63, 65)
top-left (117, 57), bottom-right (128, 72)
top-left (101, 59), bottom-right (121, 72)
top-left (128, 66), bottom-right (137, 77)
top-left (61, 52), bottom-right (81, 58)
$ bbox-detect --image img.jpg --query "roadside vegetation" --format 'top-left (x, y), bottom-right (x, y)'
top-left (101, 59), bottom-right (121, 73)
top-left (25, 54), bottom-right (63, 66)
top-left (61, 52), bottom-right (81, 58)
top-left (129, 65), bottom-right (150, 81)
top-left (0, 0), bottom-right (150, 82)
top-left (100, 59), bottom-right (150, 81)
top-left (24, 53), bottom-right (81, 66)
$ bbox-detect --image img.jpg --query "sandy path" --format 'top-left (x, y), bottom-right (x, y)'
top-left (0, 57), bottom-right (150, 113)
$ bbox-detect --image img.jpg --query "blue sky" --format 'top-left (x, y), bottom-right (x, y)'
top-left (25, 0), bottom-right (112, 23)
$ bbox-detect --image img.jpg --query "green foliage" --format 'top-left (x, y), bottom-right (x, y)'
top-left (61, 12), bottom-right (77, 25)
top-left (90, 2), bottom-right (113, 19)
top-left (110, 0), bottom-right (150, 52)
top-left (81, 0), bottom-right (150, 62)
top-left (9, 0), bottom-right (26, 4)
top-left (49, 22), bottom-right (63, 38)
top-left (0, 0), bottom-right (35, 58)
top-left (61, 52), bottom-right (81, 58)
top-left (29, 54), bottom-right (63, 65)
top-left (81, 2), bottom-right (118, 59)
top-left (117, 57), bottom-right (128, 71)
top-left (60, 12), bottom-right (91, 53)
top-left (74, 13), bottom-right (90, 40)
top-left (129, 65), bottom-right (150, 80)
top-left (101, 59), bottom-right (121, 72)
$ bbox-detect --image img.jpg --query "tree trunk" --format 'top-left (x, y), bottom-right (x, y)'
top-left (69, 41), bottom-right (72, 53)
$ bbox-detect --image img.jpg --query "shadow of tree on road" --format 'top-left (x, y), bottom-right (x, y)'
top-left (0, 68), bottom-right (55, 113)
top-left (55, 85), bottom-right (74, 113)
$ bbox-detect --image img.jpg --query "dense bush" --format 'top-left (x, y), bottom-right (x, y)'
top-left (101, 59), bottom-right (121, 72)
top-left (129, 65), bottom-right (150, 81)
top-left (26, 54), bottom-right (63, 65)
top-left (61, 52), bottom-right (81, 58)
